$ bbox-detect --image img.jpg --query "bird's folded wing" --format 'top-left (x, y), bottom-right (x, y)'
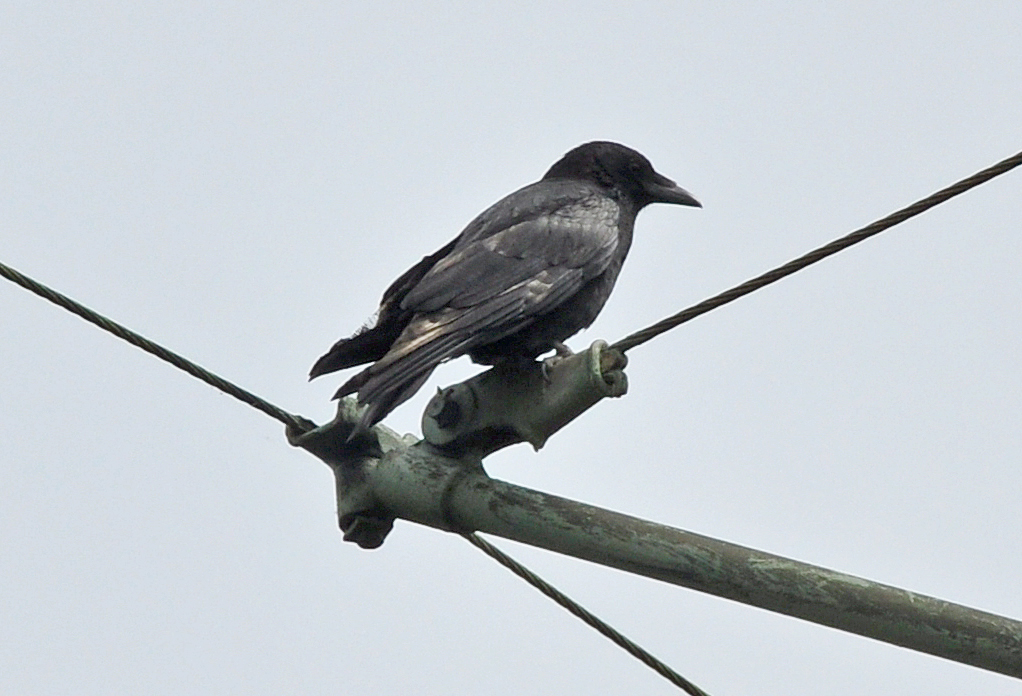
top-left (402, 202), bottom-right (620, 314)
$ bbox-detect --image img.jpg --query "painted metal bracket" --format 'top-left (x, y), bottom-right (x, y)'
top-left (287, 340), bottom-right (628, 548)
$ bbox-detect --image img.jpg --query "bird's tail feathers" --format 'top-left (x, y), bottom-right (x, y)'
top-left (352, 368), bottom-right (435, 437)
top-left (344, 332), bottom-right (473, 431)
top-left (310, 322), bottom-right (401, 379)
top-left (333, 299), bottom-right (525, 431)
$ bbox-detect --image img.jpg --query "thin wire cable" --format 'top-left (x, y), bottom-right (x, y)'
top-left (612, 148), bottom-right (1022, 353)
top-left (464, 533), bottom-right (712, 696)
top-left (0, 260), bottom-right (314, 434)
top-left (5, 148), bottom-right (1020, 695)
top-left (0, 259), bottom-right (697, 691)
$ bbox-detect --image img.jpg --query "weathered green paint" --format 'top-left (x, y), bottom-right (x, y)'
top-left (368, 449), bottom-right (1022, 678)
top-left (287, 352), bottom-right (1022, 679)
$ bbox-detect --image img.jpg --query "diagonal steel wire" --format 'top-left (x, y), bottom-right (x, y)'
top-left (0, 259), bottom-right (315, 434)
top-left (4, 147), bottom-right (1020, 695)
top-left (612, 148), bottom-right (1022, 353)
top-left (0, 258), bottom-right (699, 691)
top-left (464, 533), bottom-right (712, 696)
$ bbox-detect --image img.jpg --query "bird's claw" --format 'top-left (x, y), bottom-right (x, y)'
top-left (541, 357), bottom-right (555, 383)
top-left (541, 342), bottom-right (575, 383)
top-left (551, 341), bottom-right (574, 358)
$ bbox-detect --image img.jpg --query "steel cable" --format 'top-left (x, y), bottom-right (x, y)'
top-left (1, 258), bottom-right (702, 691)
top-left (464, 533), bottom-right (712, 696)
top-left (5, 147), bottom-right (1020, 695)
top-left (0, 260), bottom-right (314, 434)
top-left (612, 149), bottom-right (1022, 353)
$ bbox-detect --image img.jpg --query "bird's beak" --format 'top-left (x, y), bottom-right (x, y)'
top-left (646, 172), bottom-right (701, 207)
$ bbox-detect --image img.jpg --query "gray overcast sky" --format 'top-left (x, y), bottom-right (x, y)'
top-left (2, 2), bottom-right (1020, 694)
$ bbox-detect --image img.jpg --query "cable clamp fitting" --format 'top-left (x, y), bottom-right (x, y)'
top-left (421, 340), bottom-right (628, 457)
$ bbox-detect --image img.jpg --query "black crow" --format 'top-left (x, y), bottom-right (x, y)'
top-left (310, 141), bottom-right (700, 432)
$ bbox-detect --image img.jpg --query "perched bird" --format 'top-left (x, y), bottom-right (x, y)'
top-left (310, 141), bottom-right (700, 432)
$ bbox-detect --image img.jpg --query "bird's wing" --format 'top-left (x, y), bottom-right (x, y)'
top-left (378, 236), bottom-right (459, 309)
top-left (353, 197), bottom-right (622, 406)
top-left (402, 196), bottom-right (621, 314)
top-left (308, 237), bottom-right (459, 378)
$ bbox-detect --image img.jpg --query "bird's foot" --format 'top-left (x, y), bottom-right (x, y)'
top-left (541, 342), bottom-right (575, 382)
top-left (551, 341), bottom-right (574, 358)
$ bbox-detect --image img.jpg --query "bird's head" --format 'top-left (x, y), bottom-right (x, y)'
top-left (543, 141), bottom-right (701, 210)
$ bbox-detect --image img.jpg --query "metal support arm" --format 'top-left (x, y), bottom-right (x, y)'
top-left (379, 453), bottom-right (1022, 678)
top-left (288, 340), bottom-right (630, 547)
top-left (286, 341), bottom-right (1022, 679)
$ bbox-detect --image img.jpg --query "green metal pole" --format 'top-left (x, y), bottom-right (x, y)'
top-left (369, 445), bottom-right (1022, 679)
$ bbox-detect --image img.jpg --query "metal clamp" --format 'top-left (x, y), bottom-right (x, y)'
top-left (421, 340), bottom-right (628, 457)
